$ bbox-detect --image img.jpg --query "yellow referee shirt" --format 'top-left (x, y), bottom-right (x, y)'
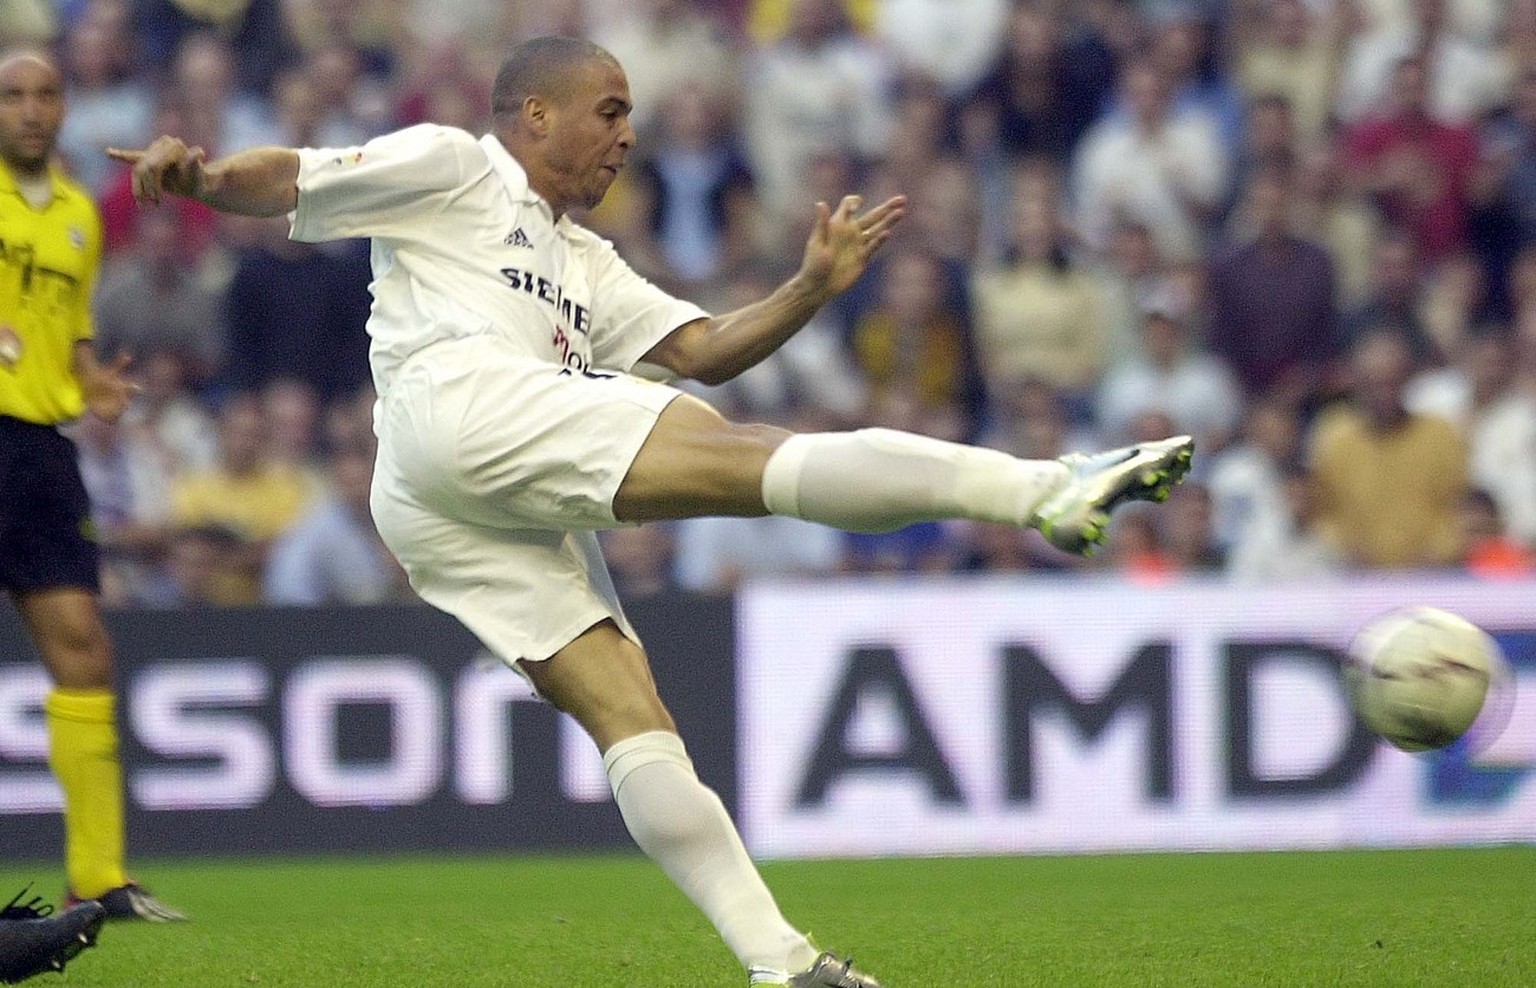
top-left (0, 162), bottom-right (102, 425)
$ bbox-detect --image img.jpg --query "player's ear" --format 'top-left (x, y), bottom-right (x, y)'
top-left (523, 95), bottom-right (550, 136)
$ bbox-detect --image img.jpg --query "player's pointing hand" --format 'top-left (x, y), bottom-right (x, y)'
top-left (106, 137), bottom-right (209, 206)
top-left (800, 193), bottom-right (907, 297)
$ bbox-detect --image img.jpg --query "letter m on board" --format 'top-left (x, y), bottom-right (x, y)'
top-left (1003, 643), bottom-right (1174, 802)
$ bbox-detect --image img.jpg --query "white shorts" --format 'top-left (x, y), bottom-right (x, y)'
top-left (370, 336), bottom-right (681, 664)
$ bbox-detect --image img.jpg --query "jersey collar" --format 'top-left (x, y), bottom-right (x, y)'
top-left (0, 161), bottom-right (72, 206)
top-left (478, 134), bottom-right (572, 232)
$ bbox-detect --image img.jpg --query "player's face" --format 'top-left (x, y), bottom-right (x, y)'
top-left (546, 58), bottom-right (635, 211)
top-left (0, 54), bottom-right (64, 175)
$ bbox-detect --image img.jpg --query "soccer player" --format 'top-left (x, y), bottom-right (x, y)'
top-left (112, 37), bottom-right (1191, 986)
top-left (0, 887), bottom-right (104, 983)
top-left (0, 49), bottom-right (183, 922)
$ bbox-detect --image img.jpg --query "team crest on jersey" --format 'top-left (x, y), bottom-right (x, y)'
top-left (504, 227), bottom-right (533, 248)
top-left (68, 226), bottom-right (84, 249)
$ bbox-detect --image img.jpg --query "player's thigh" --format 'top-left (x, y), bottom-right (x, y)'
top-left (518, 619), bottom-right (675, 752)
top-left (613, 393), bottom-right (792, 523)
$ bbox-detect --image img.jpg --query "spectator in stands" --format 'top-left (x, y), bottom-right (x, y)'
top-left (56, 0), bottom-right (153, 195)
top-left (743, 0), bottom-right (896, 221)
top-left (593, 0), bottom-right (736, 139)
top-left (1343, 53), bottom-right (1478, 263)
top-left (1072, 56), bottom-right (1229, 261)
top-left (169, 398), bottom-right (313, 600)
top-left (1230, 0), bottom-right (1347, 141)
top-left (1095, 283), bottom-right (1242, 450)
top-left (134, 0), bottom-right (296, 94)
top-left (1222, 93), bottom-right (1298, 224)
top-left (260, 378), bottom-right (325, 474)
top-left (284, 0), bottom-right (402, 79)
top-left (1292, 140), bottom-right (1382, 309)
top-left (1341, 228), bottom-right (1435, 361)
top-left (968, 3), bottom-right (1117, 167)
top-left (1094, 220), bottom-right (1166, 363)
top-left (871, 0), bottom-right (1008, 99)
top-left (1228, 466), bottom-right (1343, 582)
top-left (1407, 330), bottom-right (1536, 545)
top-left (853, 248), bottom-right (985, 439)
top-left (599, 524), bottom-right (682, 601)
top-left (71, 413), bottom-right (174, 606)
top-left (264, 443), bottom-right (408, 605)
top-left (1207, 397), bottom-right (1305, 557)
top-left (120, 350), bottom-right (219, 475)
top-left (674, 511), bottom-right (842, 592)
top-left (1103, 506), bottom-right (1176, 582)
top-left (300, 41), bottom-right (388, 148)
top-left (971, 172), bottom-right (1107, 415)
top-left (93, 205), bottom-right (225, 387)
top-left (221, 215), bottom-right (372, 402)
top-left (1336, 0), bottom-right (1507, 125)
top-left (165, 31), bottom-right (284, 155)
top-left (1147, 11), bottom-right (1245, 151)
top-left (1208, 164), bottom-right (1338, 400)
top-left (1161, 482), bottom-right (1226, 573)
top-left (1478, 68), bottom-right (1536, 251)
top-left (628, 83), bottom-right (755, 288)
top-left (1310, 329), bottom-right (1468, 568)
top-left (1458, 488), bottom-right (1535, 579)
top-left (142, 524), bottom-right (250, 608)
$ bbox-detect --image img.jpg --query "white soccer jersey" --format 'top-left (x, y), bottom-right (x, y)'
top-left (288, 125), bottom-right (707, 397)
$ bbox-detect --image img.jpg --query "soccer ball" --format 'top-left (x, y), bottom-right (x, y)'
top-left (1346, 606), bottom-right (1506, 752)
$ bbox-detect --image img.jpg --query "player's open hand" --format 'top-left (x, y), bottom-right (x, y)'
top-left (106, 137), bottom-right (209, 205)
top-left (79, 351), bottom-right (140, 424)
top-left (800, 194), bottom-right (906, 297)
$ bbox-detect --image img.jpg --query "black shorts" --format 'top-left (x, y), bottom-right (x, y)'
top-left (0, 415), bottom-right (100, 595)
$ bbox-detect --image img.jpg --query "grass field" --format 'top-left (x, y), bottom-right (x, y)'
top-left (2, 847), bottom-right (1532, 987)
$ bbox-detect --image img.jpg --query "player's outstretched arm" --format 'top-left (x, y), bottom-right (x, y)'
top-left (106, 137), bottom-right (300, 217)
top-left (643, 193), bottom-right (905, 385)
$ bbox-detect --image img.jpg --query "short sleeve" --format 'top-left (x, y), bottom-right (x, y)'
top-left (585, 235), bottom-right (707, 373)
top-left (289, 125), bottom-right (487, 243)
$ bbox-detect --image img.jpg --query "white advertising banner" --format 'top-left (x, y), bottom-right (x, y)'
top-left (738, 577), bottom-right (1536, 859)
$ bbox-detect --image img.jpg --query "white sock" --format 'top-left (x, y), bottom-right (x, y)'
top-left (604, 731), bottom-right (817, 975)
top-left (760, 428), bottom-right (1068, 533)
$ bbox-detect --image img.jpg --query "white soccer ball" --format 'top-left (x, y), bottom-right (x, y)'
top-left (1346, 606), bottom-right (1506, 752)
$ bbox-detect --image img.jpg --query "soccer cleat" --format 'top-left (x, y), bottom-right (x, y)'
top-left (0, 887), bottom-right (106, 984)
top-left (1032, 435), bottom-right (1195, 555)
top-left (67, 883), bottom-right (186, 922)
top-left (753, 951), bottom-right (884, 987)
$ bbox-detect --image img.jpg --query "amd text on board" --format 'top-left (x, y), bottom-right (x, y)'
top-left (739, 580), bottom-right (1536, 857)
top-left (794, 640), bottom-right (1375, 809)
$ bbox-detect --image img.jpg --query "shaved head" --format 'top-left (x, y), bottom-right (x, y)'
top-left (0, 47), bottom-right (64, 176)
top-left (491, 36), bottom-right (619, 124)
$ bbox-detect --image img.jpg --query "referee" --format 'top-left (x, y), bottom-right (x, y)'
top-left (0, 48), bottom-right (181, 922)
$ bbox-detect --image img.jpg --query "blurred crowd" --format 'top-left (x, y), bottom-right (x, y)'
top-left (19, 0), bottom-right (1536, 604)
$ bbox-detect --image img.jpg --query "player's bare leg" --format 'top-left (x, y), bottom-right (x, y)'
top-left (616, 393), bottom-right (1193, 555)
top-left (518, 621), bottom-right (825, 982)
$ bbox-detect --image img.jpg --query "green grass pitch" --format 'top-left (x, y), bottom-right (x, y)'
top-left (2, 847), bottom-right (1531, 986)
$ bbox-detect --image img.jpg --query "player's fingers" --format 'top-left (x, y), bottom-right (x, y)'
top-left (813, 201), bottom-right (831, 241)
top-left (105, 147), bottom-right (143, 164)
top-left (863, 206), bottom-right (905, 242)
top-left (857, 195), bottom-right (907, 230)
